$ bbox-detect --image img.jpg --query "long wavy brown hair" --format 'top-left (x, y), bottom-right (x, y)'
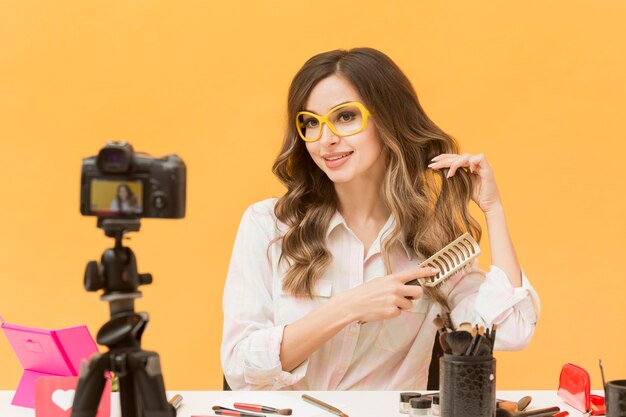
top-left (272, 48), bottom-right (481, 306)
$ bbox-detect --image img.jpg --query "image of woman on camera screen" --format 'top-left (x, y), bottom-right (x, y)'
top-left (221, 48), bottom-right (540, 390)
top-left (110, 183), bottom-right (141, 214)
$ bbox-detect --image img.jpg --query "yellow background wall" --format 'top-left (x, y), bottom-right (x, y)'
top-left (1, 1), bottom-right (625, 391)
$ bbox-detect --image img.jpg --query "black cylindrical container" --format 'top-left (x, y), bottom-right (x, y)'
top-left (606, 379), bottom-right (626, 417)
top-left (440, 354), bottom-right (496, 417)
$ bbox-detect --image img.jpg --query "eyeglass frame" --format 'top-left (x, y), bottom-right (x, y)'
top-left (295, 101), bottom-right (372, 143)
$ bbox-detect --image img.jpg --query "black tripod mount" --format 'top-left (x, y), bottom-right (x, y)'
top-left (70, 219), bottom-right (176, 417)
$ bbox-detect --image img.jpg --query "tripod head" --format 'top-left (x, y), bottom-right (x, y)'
top-left (84, 218), bottom-right (153, 349)
top-left (85, 219), bottom-right (152, 298)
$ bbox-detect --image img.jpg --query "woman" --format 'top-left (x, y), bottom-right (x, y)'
top-left (110, 183), bottom-right (140, 214)
top-left (221, 48), bottom-right (539, 390)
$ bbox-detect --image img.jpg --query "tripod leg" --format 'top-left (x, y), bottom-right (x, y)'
top-left (128, 350), bottom-right (176, 417)
top-left (70, 354), bottom-right (109, 417)
top-left (115, 352), bottom-right (139, 417)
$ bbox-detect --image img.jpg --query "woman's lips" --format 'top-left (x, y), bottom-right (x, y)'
top-left (322, 151), bottom-right (353, 169)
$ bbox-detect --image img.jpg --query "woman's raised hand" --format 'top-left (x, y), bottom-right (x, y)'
top-left (429, 152), bottom-right (503, 214)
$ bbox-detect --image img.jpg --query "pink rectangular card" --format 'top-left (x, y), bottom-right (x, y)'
top-left (35, 376), bottom-right (111, 417)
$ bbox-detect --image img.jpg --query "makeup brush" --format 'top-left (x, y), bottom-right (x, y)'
top-left (439, 331), bottom-right (452, 354)
top-left (497, 396), bottom-right (532, 413)
top-left (496, 400), bottom-right (519, 412)
top-left (446, 330), bottom-right (473, 355)
top-left (495, 406), bottom-right (560, 417)
top-left (434, 315), bottom-right (452, 353)
top-left (464, 331), bottom-right (480, 355)
top-left (458, 322), bottom-right (473, 332)
top-left (212, 405), bottom-right (266, 417)
top-left (599, 359), bottom-right (607, 390)
top-left (168, 394), bottom-right (183, 410)
top-left (472, 335), bottom-right (492, 356)
top-left (517, 396), bottom-right (532, 412)
top-left (302, 394), bottom-right (349, 417)
top-left (433, 315), bottom-right (448, 334)
top-left (474, 336), bottom-right (493, 356)
top-left (471, 326), bottom-right (492, 356)
top-left (489, 323), bottom-right (498, 353)
top-left (234, 403), bottom-right (292, 415)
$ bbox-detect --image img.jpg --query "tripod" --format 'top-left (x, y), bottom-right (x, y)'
top-left (70, 219), bottom-right (176, 417)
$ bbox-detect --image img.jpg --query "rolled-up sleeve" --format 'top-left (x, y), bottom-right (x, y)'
top-left (221, 203), bottom-right (308, 390)
top-left (446, 263), bottom-right (540, 351)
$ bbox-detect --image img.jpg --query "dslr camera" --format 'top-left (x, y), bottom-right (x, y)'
top-left (80, 141), bottom-right (186, 219)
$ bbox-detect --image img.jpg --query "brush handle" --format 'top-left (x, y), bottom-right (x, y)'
top-left (302, 394), bottom-right (345, 416)
top-left (464, 333), bottom-right (479, 355)
top-left (470, 335), bottom-right (485, 356)
top-left (214, 407), bottom-right (266, 417)
top-left (496, 400), bottom-right (518, 412)
top-left (234, 403), bottom-right (280, 414)
top-left (517, 406), bottom-right (560, 416)
top-left (168, 394), bottom-right (183, 409)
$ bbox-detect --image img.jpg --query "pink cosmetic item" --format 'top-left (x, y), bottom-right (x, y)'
top-left (1, 316), bottom-right (99, 408)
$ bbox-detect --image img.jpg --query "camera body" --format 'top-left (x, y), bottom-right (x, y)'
top-left (80, 141), bottom-right (186, 219)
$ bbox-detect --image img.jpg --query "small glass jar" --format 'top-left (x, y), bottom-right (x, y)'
top-left (431, 394), bottom-right (440, 416)
top-left (410, 397), bottom-right (432, 416)
top-left (399, 392), bottom-right (421, 414)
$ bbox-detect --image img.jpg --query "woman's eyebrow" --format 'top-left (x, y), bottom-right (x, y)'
top-left (303, 101), bottom-right (352, 114)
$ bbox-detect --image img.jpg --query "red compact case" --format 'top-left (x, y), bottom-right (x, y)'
top-left (557, 363), bottom-right (605, 415)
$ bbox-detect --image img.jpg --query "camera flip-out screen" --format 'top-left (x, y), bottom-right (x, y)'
top-left (89, 179), bottom-right (143, 217)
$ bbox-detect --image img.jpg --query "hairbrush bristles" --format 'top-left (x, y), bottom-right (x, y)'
top-left (406, 232), bottom-right (480, 288)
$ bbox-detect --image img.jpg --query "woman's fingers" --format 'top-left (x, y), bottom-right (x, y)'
top-left (429, 152), bottom-right (487, 177)
top-left (353, 267), bottom-right (436, 321)
top-left (396, 295), bottom-right (414, 311)
top-left (428, 154), bottom-right (459, 172)
top-left (430, 154), bottom-right (449, 162)
top-left (401, 284), bottom-right (423, 302)
top-left (446, 153), bottom-right (471, 177)
top-left (392, 265), bottom-right (440, 283)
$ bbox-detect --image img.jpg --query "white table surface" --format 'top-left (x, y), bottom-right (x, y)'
top-left (1, 389), bottom-right (602, 417)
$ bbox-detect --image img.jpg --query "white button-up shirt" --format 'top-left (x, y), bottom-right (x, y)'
top-left (221, 198), bottom-right (540, 390)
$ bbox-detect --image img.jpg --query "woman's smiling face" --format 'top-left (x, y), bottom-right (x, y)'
top-left (303, 74), bottom-right (385, 186)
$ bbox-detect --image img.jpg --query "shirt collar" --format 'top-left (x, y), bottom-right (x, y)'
top-left (326, 211), bottom-right (413, 260)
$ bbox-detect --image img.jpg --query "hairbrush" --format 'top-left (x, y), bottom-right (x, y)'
top-left (406, 232), bottom-right (480, 288)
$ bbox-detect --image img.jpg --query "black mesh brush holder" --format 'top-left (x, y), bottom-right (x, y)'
top-left (607, 380), bottom-right (626, 417)
top-left (440, 353), bottom-right (496, 417)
